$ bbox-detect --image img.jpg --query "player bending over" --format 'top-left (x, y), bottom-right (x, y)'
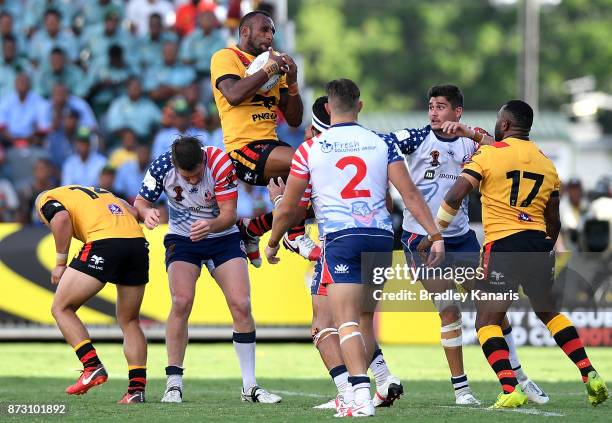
top-left (37, 186), bottom-right (149, 403)
top-left (134, 137), bottom-right (281, 404)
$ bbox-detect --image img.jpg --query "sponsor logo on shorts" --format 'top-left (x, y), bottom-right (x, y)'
top-left (88, 254), bottom-right (105, 271)
top-left (334, 264), bottom-right (349, 274)
top-left (490, 271), bottom-right (505, 282)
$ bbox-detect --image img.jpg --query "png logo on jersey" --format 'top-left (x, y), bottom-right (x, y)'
top-left (107, 204), bottom-right (124, 215)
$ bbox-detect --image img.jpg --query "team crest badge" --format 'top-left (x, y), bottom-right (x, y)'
top-left (173, 186), bottom-right (184, 202)
top-left (107, 204), bottom-right (123, 215)
top-left (518, 212), bottom-right (533, 222)
top-left (429, 150), bottom-right (441, 167)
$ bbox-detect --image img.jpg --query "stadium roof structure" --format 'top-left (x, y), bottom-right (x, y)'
top-left (360, 111), bottom-right (571, 140)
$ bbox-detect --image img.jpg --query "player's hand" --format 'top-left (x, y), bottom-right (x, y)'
top-left (143, 208), bottom-right (160, 230)
top-left (265, 243), bottom-right (281, 264)
top-left (190, 219), bottom-right (211, 242)
top-left (279, 52), bottom-right (298, 83)
top-left (426, 240), bottom-right (445, 267)
top-left (267, 177), bottom-right (286, 203)
top-left (51, 265), bottom-right (66, 285)
top-left (440, 121), bottom-right (473, 138)
top-left (416, 236), bottom-right (433, 262)
top-left (266, 47), bottom-right (286, 75)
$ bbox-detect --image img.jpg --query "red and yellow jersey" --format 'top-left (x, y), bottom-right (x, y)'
top-left (462, 137), bottom-right (560, 243)
top-left (210, 47), bottom-right (288, 152)
top-left (37, 186), bottom-right (144, 243)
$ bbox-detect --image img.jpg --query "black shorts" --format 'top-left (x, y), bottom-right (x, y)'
top-left (70, 238), bottom-right (149, 286)
top-left (228, 140), bottom-right (291, 186)
top-left (477, 230), bottom-right (555, 298)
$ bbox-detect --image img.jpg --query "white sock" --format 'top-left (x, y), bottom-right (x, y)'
top-left (349, 374), bottom-right (371, 404)
top-left (329, 365), bottom-right (349, 395)
top-left (369, 348), bottom-right (391, 387)
top-left (344, 383), bottom-right (355, 404)
top-left (503, 326), bottom-right (528, 382)
top-left (233, 331), bottom-right (257, 390)
top-left (165, 365), bottom-right (184, 390)
top-left (451, 374), bottom-right (470, 397)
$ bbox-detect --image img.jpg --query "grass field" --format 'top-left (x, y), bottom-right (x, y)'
top-left (0, 343), bottom-right (610, 421)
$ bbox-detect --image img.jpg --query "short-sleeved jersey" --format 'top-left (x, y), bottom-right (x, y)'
top-left (210, 47), bottom-right (288, 152)
top-left (391, 125), bottom-right (479, 237)
top-left (139, 146), bottom-right (239, 238)
top-left (37, 185), bottom-right (144, 243)
top-left (462, 137), bottom-right (560, 243)
top-left (290, 122), bottom-right (403, 237)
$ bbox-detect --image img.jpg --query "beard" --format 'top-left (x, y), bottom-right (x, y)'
top-left (246, 34), bottom-right (266, 56)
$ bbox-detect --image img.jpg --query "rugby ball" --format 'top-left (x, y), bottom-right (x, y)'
top-left (245, 50), bottom-right (280, 92)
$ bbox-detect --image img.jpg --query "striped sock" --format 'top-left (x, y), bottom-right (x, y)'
top-left (128, 366), bottom-right (147, 393)
top-left (546, 314), bottom-right (595, 382)
top-left (451, 374), bottom-right (469, 395)
top-left (243, 213), bottom-right (273, 237)
top-left (287, 224), bottom-right (306, 240)
top-left (74, 339), bottom-right (102, 370)
top-left (329, 365), bottom-right (349, 395)
top-left (477, 325), bottom-right (518, 393)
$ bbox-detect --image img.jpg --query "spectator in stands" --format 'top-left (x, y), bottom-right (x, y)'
top-left (5, 134), bottom-right (51, 191)
top-left (108, 128), bottom-right (138, 169)
top-left (175, 0), bottom-right (216, 37)
top-left (206, 103), bottom-right (224, 150)
top-left (87, 44), bottom-right (135, 116)
top-left (44, 107), bottom-right (78, 168)
top-left (160, 82), bottom-right (207, 130)
top-left (152, 97), bottom-right (208, 158)
top-left (114, 143), bottom-right (151, 202)
top-left (81, 0), bottom-right (125, 32)
top-left (17, 157), bottom-right (57, 223)
top-left (0, 11), bottom-right (26, 55)
top-left (106, 77), bottom-right (161, 141)
top-left (138, 12), bottom-right (178, 70)
top-left (126, 0), bottom-right (174, 37)
top-left (145, 41), bottom-right (196, 105)
top-left (34, 47), bottom-right (87, 98)
top-left (81, 8), bottom-right (136, 69)
top-left (28, 9), bottom-right (78, 66)
top-left (0, 174), bottom-right (17, 221)
top-left (180, 9), bottom-right (227, 102)
top-left (98, 165), bottom-right (116, 192)
top-left (0, 72), bottom-right (48, 146)
top-left (237, 182), bottom-right (272, 219)
top-left (41, 83), bottom-right (97, 133)
top-left (560, 178), bottom-right (588, 251)
top-left (0, 35), bottom-right (32, 96)
top-left (61, 126), bottom-right (106, 187)
top-left (23, 1), bottom-right (79, 36)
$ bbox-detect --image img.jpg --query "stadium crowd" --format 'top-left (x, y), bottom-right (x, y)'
top-left (0, 0), bottom-right (283, 224)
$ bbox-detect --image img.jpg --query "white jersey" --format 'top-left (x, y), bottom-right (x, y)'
top-left (290, 122), bottom-right (403, 237)
top-left (139, 146), bottom-right (239, 238)
top-left (391, 125), bottom-right (479, 237)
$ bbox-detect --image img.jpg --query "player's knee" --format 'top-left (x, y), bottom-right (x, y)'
top-left (229, 298), bottom-right (252, 324)
top-left (439, 306), bottom-right (461, 326)
top-left (116, 312), bottom-right (140, 329)
top-left (440, 318), bottom-right (463, 348)
top-left (171, 294), bottom-right (194, 317)
top-left (312, 326), bottom-right (338, 349)
top-left (338, 321), bottom-right (364, 347)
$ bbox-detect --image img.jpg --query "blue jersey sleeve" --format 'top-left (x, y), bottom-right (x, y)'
top-left (139, 151), bottom-right (172, 202)
top-left (388, 125), bottom-right (431, 155)
top-left (378, 133), bottom-right (404, 164)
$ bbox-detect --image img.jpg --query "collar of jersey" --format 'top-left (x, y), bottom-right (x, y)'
top-left (329, 122), bottom-right (361, 128)
top-left (429, 126), bottom-right (459, 143)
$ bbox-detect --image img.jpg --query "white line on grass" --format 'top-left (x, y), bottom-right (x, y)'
top-left (435, 405), bottom-right (564, 417)
top-left (274, 390), bottom-right (328, 398)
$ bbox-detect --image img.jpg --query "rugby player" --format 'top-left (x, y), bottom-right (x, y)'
top-left (268, 97), bottom-right (403, 412)
top-left (210, 10), bottom-right (319, 264)
top-left (391, 85), bottom-right (548, 404)
top-left (134, 137), bottom-right (281, 404)
top-left (266, 79), bottom-right (444, 417)
top-left (36, 186), bottom-right (149, 403)
top-left (432, 100), bottom-right (608, 408)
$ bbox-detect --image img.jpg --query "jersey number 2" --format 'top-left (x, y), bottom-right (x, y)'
top-left (336, 156), bottom-right (371, 199)
top-left (506, 170), bottom-right (544, 207)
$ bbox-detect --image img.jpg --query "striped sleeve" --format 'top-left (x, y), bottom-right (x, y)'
top-left (290, 139), bottom-right (313, 180)
top-left (206, 146), bottom-right (238, 201)
top-left (299, 183), bottom-right (312, 208)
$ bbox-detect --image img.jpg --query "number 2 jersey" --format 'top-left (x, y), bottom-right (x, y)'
top-left (37, 186), bottom-right (144, 243)
top-left (290, 122), bottom-right (403, 237)
top-left (138, 146), bottom-right (239, 238)
top-left (462, 137), bottom-right (560, 244)
top-left (391, 125), bottom-right (479, 238)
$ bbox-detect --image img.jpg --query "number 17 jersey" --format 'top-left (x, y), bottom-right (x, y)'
top-left (290, 122), bottom-right (404, 237)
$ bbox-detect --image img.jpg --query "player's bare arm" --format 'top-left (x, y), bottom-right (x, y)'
top-left (266, 174), bottom-right (309, 263)
top-left (267, 177), bottom-right (307, 222)
top-left (217, 51), bottom-right (286, 106)
top-left (134, 195), bottom-right (161, 230)
top-left (387, 161), bottom-right (445, 266)
top-left (278, 54), bottom-right (303, 127)
top-left (543, 195), bottom-right (561, 244)
top-left (47, 210), bottom-right (73, 284)
top-left (440, 121), bottom-right (494, 145)
top-left (190, 198), bottom-right (238, 242)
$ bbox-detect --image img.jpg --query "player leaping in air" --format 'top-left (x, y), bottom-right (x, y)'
top-left (266, 79), bottom-right (444, 417)
top-left (210, 10), bottom-right (319, 266)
